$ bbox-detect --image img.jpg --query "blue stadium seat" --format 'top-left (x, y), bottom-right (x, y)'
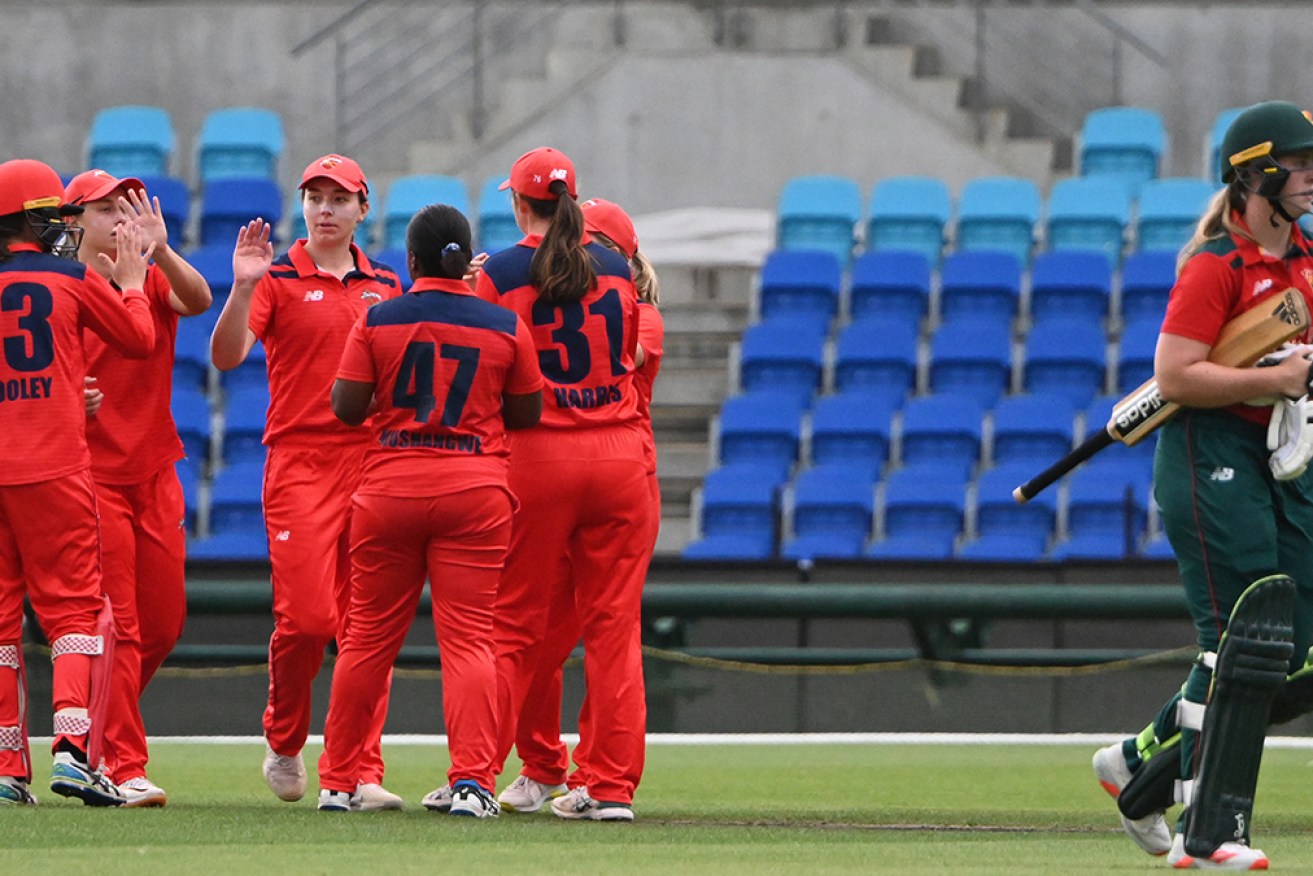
top-left (86, 106), bottom-right (175, 178)
top-left (1117, 316), bottom-right (1160, 394)
top-left (757, 249), bottom-right (843, 330)
top-left (989, 392), bottom-right (1077, 467)
top-left (776, 175), bottom-right (862, 264)
top-left (831, 316), bottom-right (918, 405)
top-left (173, 310), bottom-right (216, 391)
top-left (137, 175), bottom-right (191, 244)
top-left (1022, 317), bottom-right (1108, 408)
top-left (1028, 250), bottom-right (1112, 324)
top-left (207, 459), bottom-right (266, 533)
top-left (176, 457), bottom-right (200, 534)
top-left (370, 247), bottom-right (412, 292)
top-left (1051, 465), bottom-right (1148, 561)
top-left (866, 176), bottom-right (951, 264)
top-left (1209, 107), bottom-right (1246, 184)
top-left (197, 107), bottom-right (285, 181)
top-left (808, 390), bottom-right (896, 480)
top-left (716, 390), bottom-right (806, 483)
top-left (381, 175), bottom-right (471, 250)
top-left (848, 250), bottom-right (931, 327)
top-left (172, 386), bottom-right (212, 469)
top-left (185, 243), bottom-right (236, 302)
top-left (958, 461), bottom-right (1057, 561)
top-left (1119, 250), bottom-right (1176, 324)
top-left (782, 463), bottom-right (876, 560)
top-left (1136, 178), bottom-right (1215, 253)
top-left (1044, 176), bottom-right (1132, 266)
top-left (221, 384), bottom-right (270, 464)
top-left (899, 394), bottom-right (985, 480)
top-left (865, 465), bottom-right (966, 560)
top-left (928, 317), bottom-right (1013, 409)
top-left (938, 250), bottom-right (1023, 324)
top-left (955, 176), bottom-right (1040, 266)
top-left (682, 463), bottom-right (780, 561)
top-left (738, 317), bottom-right (826, 406)
top-left (1079, 106), bottom-right (1167, 197)
top-left (199, 178), bottom-right (283, 246)
top-left (219, 340), bottom-right (267, 392)
top-left (476, 175), bottom-right (520, 255)
top-left (1141, 532), bottom-right (1176, 560)
top-left (1083, 395), bottom-right (1157, 472)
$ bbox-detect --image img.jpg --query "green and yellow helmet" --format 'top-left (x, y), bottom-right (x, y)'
top-left (1221, 100), bottom-right (1313, 185)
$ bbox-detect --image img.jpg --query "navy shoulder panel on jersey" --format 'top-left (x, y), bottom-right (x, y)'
top-left (481, 245), bottom-right (536, 295)
top-left (0, 250), bottom-right (88, 279)
top-left (367, 289), bottom-right (520, 335)
top-left (585, 241), bottom-right (633, 281)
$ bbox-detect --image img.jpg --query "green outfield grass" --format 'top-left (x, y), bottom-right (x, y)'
top-left (3, 740), bottom-right (1312, 874)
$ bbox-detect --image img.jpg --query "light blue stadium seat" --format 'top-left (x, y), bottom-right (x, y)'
top-left (199, 178), bottom-right (283, 247)
top-left (87, 105), bottom-right (175, 178)
top-left (1028, 250), bottom-right (1112, 324)
top-left (782, 463), bottom-right (876, 560)
top-left (221, 384), bottom-right (270, 465)
top-left (1023, 317), bottom-right (1108, 408)
top-left (1119, 250), bottom-right (1177, 324)
top-left (808, 390), bottom-right (896, 480)
top-left (682, 463), bottom-right (781, 561)
top-left (1136, 178), bottom-right (1216, 253)
top-left (955, 177), bottom-right (1040, 266)
top-left (865, 464), bottom-right (966, 560)
top-left (1079, 106), bottom-right (1167, 197)
top-left (866, 176), bottom-right (952, 264)
top-left (757, 249), bottom-right (843, 331)
top-left (738, 317), bottom-right (826, 407)
top-left (1045, 176), bottom-right (1132, 266)
top-left (1209, 107), bottom-right (1247, 184)
top-left (477, 175), bottom-right (520, 255)
top-left (848, 250), bottom-right (931, 328)
top-left (989, 392), bottom-right (1077, 467)
top-left (831, 316), bottom-right (918, 406)
top-left (958, 461), bottom-right (1057, 561)
top-left (381, 175), bottom-right (471, 250)
top-left (137, 175), bottom-right (191, 244)
top-left (938, 250), bottom-right (1023, 324)
top-left (1117, 315), bottom-right (1161, 394)
top-left (197, 107), bottom-right (285, 181)
top-left (928, 317), bottom-right (1013, 409)
top-left (716, 389), bottom-right (806, 484)
top-left (776, 175), bottom-right (862, 264)
top-left (899, 394), bottom-right (985, 480)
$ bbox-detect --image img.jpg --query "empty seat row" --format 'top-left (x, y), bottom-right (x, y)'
top-left (87, 105), bottom-right (284, 183)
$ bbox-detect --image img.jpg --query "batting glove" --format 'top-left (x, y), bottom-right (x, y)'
top-left (1267, 394), bottom-right (1313, 481)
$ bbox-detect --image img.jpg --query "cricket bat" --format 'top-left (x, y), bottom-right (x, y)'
top-left (1013, 287), bottom-right (1310, 503)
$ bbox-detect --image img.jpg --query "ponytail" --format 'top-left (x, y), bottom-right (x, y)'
top-left (406, 203), bottom-right (473, 280)
top-left (1177, 186), bottom-right (1252, 275)
top-left (526, 180), bottom-right (595, 303)
top-left (629, 250), bottom-right (660, 305)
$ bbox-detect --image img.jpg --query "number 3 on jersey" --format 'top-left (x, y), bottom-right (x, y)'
top-left (393, 341), bottom-right (480, 427)
top-left (532, 288), bottom-right (626, 384)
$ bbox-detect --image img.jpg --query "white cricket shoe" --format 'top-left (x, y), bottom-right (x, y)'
top-left (50, 752), bottom-right (125, 807)
top-left (318, 788), bottom-right (357, 812)
top-left (550, 785), bottom-right (634, 822)
top-left (421, 784), bottom-right (453, 812)
top-left (497, 774), bottom-right (567, 813)
top-left (354, 782), bottom-right (403, 811)
top-left (449, 782), bottom-right (500, 818)
top-left (262, 743), bottom-right (306, 802)
top-left (0, 776), bottom-right (37, 807)
top-left (1167, 833), bottom-right (1270, 870)
top-left (1092, 742), bottom-right (1171, 856)
top-left (120, 776), bottom-right (168, 808)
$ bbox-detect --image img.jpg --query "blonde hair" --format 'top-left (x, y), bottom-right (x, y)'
top-left (591, 231), bottom-right (661, 305)
top-left (1176, 186), bottom-right (1253, 275)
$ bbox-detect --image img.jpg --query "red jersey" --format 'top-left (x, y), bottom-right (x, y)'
top-left (635, 302), bottom-right (664, 473)
top-left (337, 276), bottom-right (543, 497)
top-left (248, 240), bottom-right (401, 446)
top-left (0, 243), bottom-right (155, 485)
top-left (475, 234), bottom-right (640, 430)
top-left (84, 263), bottom-right (184, 484)
top-left (1161, 215), bottom-right (1313, 425)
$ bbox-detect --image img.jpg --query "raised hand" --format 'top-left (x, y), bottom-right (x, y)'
top-left (121, 187), bottom-right (168, 252)
top-left (232, 219), bottom-right (274, 288)
top-left (98, 222), bottom-right (156, 291)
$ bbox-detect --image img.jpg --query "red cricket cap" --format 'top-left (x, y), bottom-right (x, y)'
top-left (300, 153), bottom-right (368, 195)
top-left (0, 159), bottom-right (83, 217)
top-left (581, 198), bottom-right (638, 259)
top-left (65, 169), bottom-right (146, 206)
top-left (499, 147), bottom-right (577, 200)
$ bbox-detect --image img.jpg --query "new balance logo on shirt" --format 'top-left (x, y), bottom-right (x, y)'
top-left (1209, 467), bottom-right (1235, 482)
top-left (303, 290), bottom-right (324, 302)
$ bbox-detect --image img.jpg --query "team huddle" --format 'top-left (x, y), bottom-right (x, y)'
top-left (0, 145), bottom-right (662, 821)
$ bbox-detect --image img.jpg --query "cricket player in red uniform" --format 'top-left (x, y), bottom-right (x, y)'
top-left (503, 198), bottom-right (664, 805)
top-left (317, 204), bottom-right (543, 816)
top-left (0, 159), bottom-right (156, 808)
top-left (65, 170), bottom-right (211, 808)
top-left (210, 154), bottom-right (403, 809)
top-left (474, 148), bottom-right (652, 822)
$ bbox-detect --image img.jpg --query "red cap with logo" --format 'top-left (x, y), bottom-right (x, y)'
top-left (65, 169), bottom-right (146, 207)
top-left (300, 153), bottom-right (368, 195)
top-left (0, 159), bottom-right (83, 217)
top-left (581, 198), bottom-right (638, 259)
top-left (499, 147), bottom-right (577, 200)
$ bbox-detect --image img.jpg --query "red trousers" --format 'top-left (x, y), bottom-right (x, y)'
top-left (262, 443), bottom-right (388, 783)
top-left (0, 472), bottom-right (104, 776)
top-left (319, 487), bottom-right (512, 793)
top-left (514, 473), bottom-right (660, 787)
top-left (493, 426), bottom-right (652, 804)
top-left (96, 465), bottom-right (186, 781)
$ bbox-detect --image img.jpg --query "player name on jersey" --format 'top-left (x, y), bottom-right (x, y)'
top-left (377, 428), bottom-right (484, 453)
top-left (552, 383), bottom-right (623, 410)
top-left (0, 376), bottom-right (54, 402)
